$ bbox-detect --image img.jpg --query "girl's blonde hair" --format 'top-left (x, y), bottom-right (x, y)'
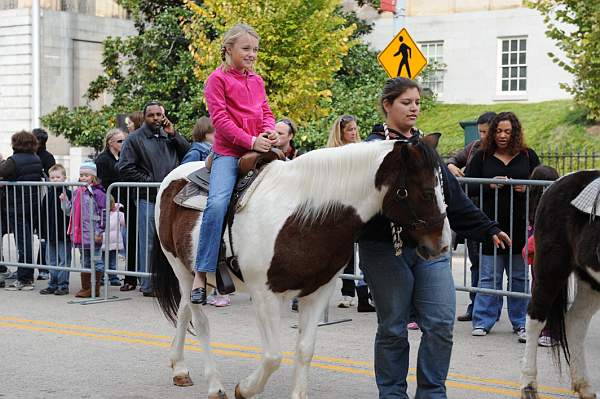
top-left (109, 195), bottom-right (115, 211)
top-left (326, 115), bottom-right (360, 148)
top-left (220, 23), bottom-right (260, 72)
top-left (104, 128), bottom-right (125, 152)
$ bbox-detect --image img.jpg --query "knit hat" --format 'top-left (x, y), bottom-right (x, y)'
top-left (80, 161), bottom-right (97, 177)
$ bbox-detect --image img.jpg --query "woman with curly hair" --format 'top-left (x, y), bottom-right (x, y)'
top-left (465, 111), bottom-right (540, 341)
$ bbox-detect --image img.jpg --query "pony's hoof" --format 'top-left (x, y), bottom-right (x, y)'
top-left (208, 390), bottom-right (229, 399)
top-left (234, 384), bottom-right (247, 399)
top-left (521, 384), bottom-right (538, 399)
top-left (172, 373), bottom-right (193, 387)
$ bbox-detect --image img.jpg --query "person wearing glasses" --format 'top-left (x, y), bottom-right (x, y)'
top-left (95, 128), bottom-right (128, 286)
top-left (275, 118), bottom-right (302, 160)
top-left (327, 114), bottom-right (361, 147)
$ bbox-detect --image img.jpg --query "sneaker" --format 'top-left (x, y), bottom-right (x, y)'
top-left (213, 296), bottom-right (231, 307)
top-left (537, 335), bottom-right (557, 347)
top-left (407, 322), bottom-right (420, 330)
top-left (40, 287), bottom-right (57, 295)
top-left (109, 279), bottom-right (121, 287)
top-left (337, 296), bottom-right (354, 308)
top-left (206, 295), bottom-right (217, 305)
top-left (37, 272), bottom-right (49, 280)
top-left (54, 287), bottom-right (69, 296)
top-left (472, 328), bottom-right (487, 336)
top-left (516, 327), bottom-right (527, 343)
top-left (7, 280), bottom-right (34, 291)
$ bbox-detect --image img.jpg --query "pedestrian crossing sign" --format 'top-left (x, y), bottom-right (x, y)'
top-left (377, 28), bottom-right (428, 79)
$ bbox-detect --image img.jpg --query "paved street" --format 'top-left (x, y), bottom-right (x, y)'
top-left (1, 258), bottom-right (598, 399)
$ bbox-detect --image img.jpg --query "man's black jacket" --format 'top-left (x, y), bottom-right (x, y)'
top-left (118, 123), bottom-right (190, 202)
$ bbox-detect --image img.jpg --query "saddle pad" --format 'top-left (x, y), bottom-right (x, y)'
top-left (571, 177), bottom-right (600, 217)
top-left (173, 181), bottom-right (208, 211)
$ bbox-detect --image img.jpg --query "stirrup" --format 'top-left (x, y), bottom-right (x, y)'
top-left (190, 287), bottom-right (206, 305)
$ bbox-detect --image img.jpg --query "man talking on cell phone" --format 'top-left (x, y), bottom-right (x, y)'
top-left (118, 100), bottom-right (190, 297)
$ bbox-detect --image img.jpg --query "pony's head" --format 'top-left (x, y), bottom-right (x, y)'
top-left (375, 133), bottom-right (450, 259)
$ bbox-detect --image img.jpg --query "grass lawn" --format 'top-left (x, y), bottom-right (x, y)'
top-left (418, 100), bottom-right (600, 156)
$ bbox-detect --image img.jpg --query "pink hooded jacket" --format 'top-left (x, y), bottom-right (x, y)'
top-left (204, 67), bottom-right (275, 157)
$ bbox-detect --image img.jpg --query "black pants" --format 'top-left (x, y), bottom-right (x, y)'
top-left (10, 212), bottom-right (35, 283)
top-left (341, 253), bottom-right (356, 297)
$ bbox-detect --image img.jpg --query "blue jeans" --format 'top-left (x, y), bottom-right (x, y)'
top-left (360, 240), bottom-right (455, 399)
top-left (137, 199), bottom-right (156, 293)
top-left (78, 248), bottom-right (104, 272)
top-left (46, 240), bottom-right (72, 289)
top-left (472, 254), bottom-right (528, 332)
top-left (106, 250), bottom-right (120, 284)
top-left (195, 153), bottom-right (238, 273)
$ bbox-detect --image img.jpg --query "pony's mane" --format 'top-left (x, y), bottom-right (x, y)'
top-left (260, 140), bottom-right (397, 225)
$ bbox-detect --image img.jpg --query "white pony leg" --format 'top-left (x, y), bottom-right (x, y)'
top-left (163, 252), bottom-right (195, 387)
top-left (565, 279), bottom-right (600, 399)
top-left (520, 317), bottom-right (545, 399)
top-left (170, 297), bottom-right (193, 386)
top-left (188, 303), bottom-right (227, 397)
top-left (236, 290), bottom-right (283, 398)
top-left (291, 280), bottom-right (337, 399)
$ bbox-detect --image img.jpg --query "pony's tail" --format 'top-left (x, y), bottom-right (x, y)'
top-left (545, 281), bottom-right (571, 369)
top-left (151, 236), bottom-right (181, 327)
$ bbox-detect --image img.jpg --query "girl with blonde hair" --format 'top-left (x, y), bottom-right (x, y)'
top-left (326, 114), bottom-right (360, 148)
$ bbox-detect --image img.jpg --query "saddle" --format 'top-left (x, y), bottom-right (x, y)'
top-left (173, 148), bottom-right (285, 294)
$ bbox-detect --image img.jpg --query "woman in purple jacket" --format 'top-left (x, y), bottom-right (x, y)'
top-left (191, 23), bottom-right (278, 304)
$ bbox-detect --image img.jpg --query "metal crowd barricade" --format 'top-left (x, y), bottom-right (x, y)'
top-left (454, 177), bottom-right (554, 300)
top-left (83, 181), bottom-right (162, 304)
top-left (0, 181), bottom-right (101, 299)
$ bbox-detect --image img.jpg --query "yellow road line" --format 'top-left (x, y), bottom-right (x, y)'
top-left (0, 317), bottom-right (576, 398)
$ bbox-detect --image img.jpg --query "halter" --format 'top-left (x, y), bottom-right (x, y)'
top-left (393, 169), bottom-right (447, 232)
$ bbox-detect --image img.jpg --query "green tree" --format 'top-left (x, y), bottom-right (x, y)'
top-left (529, 0), bottom-right (600, 121)
top-left (42, 1), bottom-right (203, 150)
top-left (184, 0), bottom-right (356, 125)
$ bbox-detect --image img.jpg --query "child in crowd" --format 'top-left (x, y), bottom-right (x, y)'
top-left (523, 165), bottom-right (560, 346)
top-left (182, 116), bottom-right (215, 163)
top-left (66, 161), bottom-right (106, 298)
top-left (39, 164), bottom-right (72, 296)
top-left (102, 195), bottom-right (125, 286)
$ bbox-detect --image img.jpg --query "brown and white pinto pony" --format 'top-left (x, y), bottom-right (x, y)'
top-left (521, 170), bottom-right (600, 399)
top-left (153, 136), bottom-right (451, 399)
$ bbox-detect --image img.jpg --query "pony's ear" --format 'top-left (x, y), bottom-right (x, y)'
top-left (375, 142), bottom-right (404, 189)
top-left (422, 132), bottom-right (442, 149)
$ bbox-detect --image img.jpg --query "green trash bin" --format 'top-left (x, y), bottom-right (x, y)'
top-left (459, 120), bottom-right (479, 147)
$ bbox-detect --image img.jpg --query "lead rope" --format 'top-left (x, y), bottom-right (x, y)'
top-left (384, 123), bottom-right (404, 256)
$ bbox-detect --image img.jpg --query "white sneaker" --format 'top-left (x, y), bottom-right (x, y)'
top-left (337, 296), bottom-right (354, 308)
top-left (472, 328), bottom-right (487, 336)
top-left (537, 335), bottom-right (558, 347)
top-left (6, 280), bottom-right (34, 291)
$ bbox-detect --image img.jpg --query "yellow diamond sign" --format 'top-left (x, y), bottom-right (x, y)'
top-left (378, 28), bottom-right (428, 79)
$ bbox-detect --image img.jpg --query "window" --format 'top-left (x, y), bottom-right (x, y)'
top-left (419, 41), bottom-right (444, 94)
top-left (499, 37), bottom-right (527, 93)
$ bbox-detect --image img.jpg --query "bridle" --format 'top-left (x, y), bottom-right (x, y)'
top-left (391, 141), bottom-right (447, 232)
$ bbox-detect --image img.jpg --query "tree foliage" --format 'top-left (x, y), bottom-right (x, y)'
top-left (184, 0), bottom-right (356, 125)
top-left (529, 0), bottom-right (600, 121)
top-left (41, 1), bottom-right (203, 150)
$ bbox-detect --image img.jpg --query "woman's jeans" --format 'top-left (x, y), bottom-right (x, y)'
top-left (472, 254), bottom-right (528, 332)
top-left (195, 154), bottom-right (238, 273)
top-left (46, 240), bottom-right (72, 289)
top-left (360, 240), bottom-right (454, 399)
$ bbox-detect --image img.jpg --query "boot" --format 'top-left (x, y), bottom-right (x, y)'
top-left (75, 272), bottom-right (92, 298)
top-left (92, 271), bottom-right (103, 297)
top-left (356, 285), bottom-right (375, 313)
